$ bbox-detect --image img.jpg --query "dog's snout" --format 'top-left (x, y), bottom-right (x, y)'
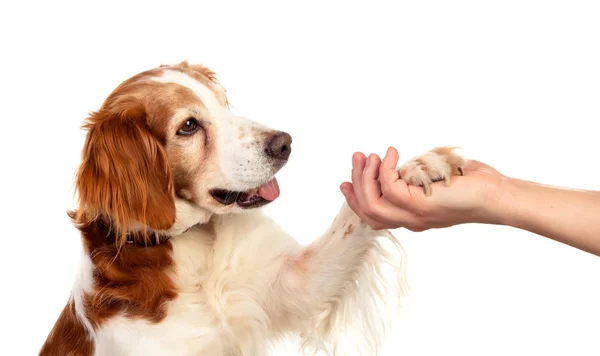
top-left (265, 132), bottom-right (292, 161)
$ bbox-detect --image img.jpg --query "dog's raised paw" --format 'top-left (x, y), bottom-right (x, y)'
top-left (397, 146), bottom-right (465, 196)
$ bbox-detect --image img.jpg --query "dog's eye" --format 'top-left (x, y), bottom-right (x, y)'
top-left (177, 118), bottom-right (199, 136)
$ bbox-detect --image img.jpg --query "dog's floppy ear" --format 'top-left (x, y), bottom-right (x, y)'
top-left (75, 100), bottom-right (176, 245)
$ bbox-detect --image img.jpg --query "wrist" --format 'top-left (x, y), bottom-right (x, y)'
top-left (490, 176), bottom-right (531, 228)
top-left (479, 176), bottom-right (520, 226)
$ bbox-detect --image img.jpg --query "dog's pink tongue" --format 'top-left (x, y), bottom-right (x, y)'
top-left (258, 178), bottom-right (280, 201)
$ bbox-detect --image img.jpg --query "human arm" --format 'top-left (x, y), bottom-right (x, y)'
top-left (340, 147), bottom-right (600, 256)
top-left (498, 178), bottom-right (600, 256)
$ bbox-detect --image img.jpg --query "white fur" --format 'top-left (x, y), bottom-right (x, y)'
top-left (152, 70), bottom-right (225, 114)
top-left (71, 203), bottom-right (407, 355)
top-left (397, 148), bottom-right (465, 194)
top-left (72, 250), bottom-right (97, 342)
top-left (163, 198), bottom-right (212, 235)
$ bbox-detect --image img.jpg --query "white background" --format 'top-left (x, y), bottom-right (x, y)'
top-left (1, 1), bottom-right (599, 355)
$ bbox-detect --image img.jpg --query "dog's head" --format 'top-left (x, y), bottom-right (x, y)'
top-left (74, 61), bottom-right (291, 242)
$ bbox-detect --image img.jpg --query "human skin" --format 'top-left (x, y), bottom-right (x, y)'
top-left (341, 147), bottom-right (600, 256)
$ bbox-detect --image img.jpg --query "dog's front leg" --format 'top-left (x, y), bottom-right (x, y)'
top-left (273, 203), bottom-right (406, 355)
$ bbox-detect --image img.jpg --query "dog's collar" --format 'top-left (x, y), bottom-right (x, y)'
top-left (95, 219), bottom-right (171, 247)
top-left (125, 230), bottom-right (171, 247)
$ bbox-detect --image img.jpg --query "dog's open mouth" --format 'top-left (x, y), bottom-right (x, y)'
top-left (210, 178), bottom-right (280, 209)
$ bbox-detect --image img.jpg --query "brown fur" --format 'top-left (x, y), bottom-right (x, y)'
top-left (79, 217), bottom-right (178, 328)
top-left (41, 61), bottom-right (237, 355)
top-left (343, 224), bottom-right (355, 238)
top-left (39, 300), bottom-right (94, 356)
top-left (177, 61), bottom-right (229, 105)
top-left (168, 117), bottom-right (216, 204)
top-left (159, 61), bottom-right (229, 105)
top-left (74, 61), bottom-right (224, 248)
top-left (75, 105), bottom-right (177, 248)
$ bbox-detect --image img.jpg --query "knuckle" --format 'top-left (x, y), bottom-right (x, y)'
top-left (380, 179), bottom-right (393, 195)
top-left (372, 223), bottom-right (385, 230)
top-left (367, 220), bottom-right (384, 230)
top-left (409, 220), bottom-right (428, 232)
top-left (364, 205), bottom-right (380, 219)
top-left (408, 224), bottom-right (425, 232)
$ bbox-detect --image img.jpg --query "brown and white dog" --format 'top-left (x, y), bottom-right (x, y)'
top-left (40, 61), bottom-right (465, 356)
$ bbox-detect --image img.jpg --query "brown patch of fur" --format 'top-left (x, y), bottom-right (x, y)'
top-left (343, 223), bottom-right (355, 238)
top-left (101, 81), bottom-right (204, 140)
top-left (76, 217), bottom-right (178, 328)
top-left (171, 166), bottom-right (199, 203)
top-left (75, 105), bottom-right (176, 248)
top-left (168, 118), bottom-right (217, 204)
top-left (39, 300), bottom-right (94, 356)
top-left (176, 188), bottom-right (194, 200)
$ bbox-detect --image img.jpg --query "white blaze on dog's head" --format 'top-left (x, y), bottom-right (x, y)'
top-left (149, 65), bottom-right (291, 214)
top-left (75, 62), bottom-right (291, 239)
top-left (151, 70), bottom-right (282, 189)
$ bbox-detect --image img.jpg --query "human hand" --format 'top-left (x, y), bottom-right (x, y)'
top-left (340, 147), bottom-right (507, 231)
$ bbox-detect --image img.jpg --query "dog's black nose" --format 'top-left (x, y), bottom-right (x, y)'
top-left (265, 132), bottom-right (292, 161)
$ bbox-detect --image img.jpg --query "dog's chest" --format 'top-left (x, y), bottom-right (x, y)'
top-left (96, 231), bottom-right (276, 356)
top-left (167, 227), bottom-right (280, 355)
top-left (97, 214), bottom-right (295, 355)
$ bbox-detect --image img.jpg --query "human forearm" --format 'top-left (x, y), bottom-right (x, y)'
top-left (496, 178), bottom-right (600, 256)
top-left (343, 147), bottom-right (600, 256)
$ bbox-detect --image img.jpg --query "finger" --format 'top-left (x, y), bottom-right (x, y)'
top-left (351, 152), bottom-right (368, 205)
top-left (379, 146), bottom-right (400, 185)
top-left (341, 182), bottom-right (369, 219)
top-left (353, 152), bottom-right (420, 226)
top-left (362, 153), bottom-right (383, 205)
top-left (379, 147), bottom-right (413, 207)
top-left (340, 183), bottom-right (398, 230)
top-left (347, 152), bottom-right (419, 228)
top-left (340, 182), bottom-right (359, 212)
top-left (364, 192), bottom-right (418, 227)
top-left (368, 221), bottom-right (399, 230)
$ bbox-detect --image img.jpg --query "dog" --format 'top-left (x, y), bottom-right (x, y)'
top-left (40, 61), bottom-right (465, 356)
